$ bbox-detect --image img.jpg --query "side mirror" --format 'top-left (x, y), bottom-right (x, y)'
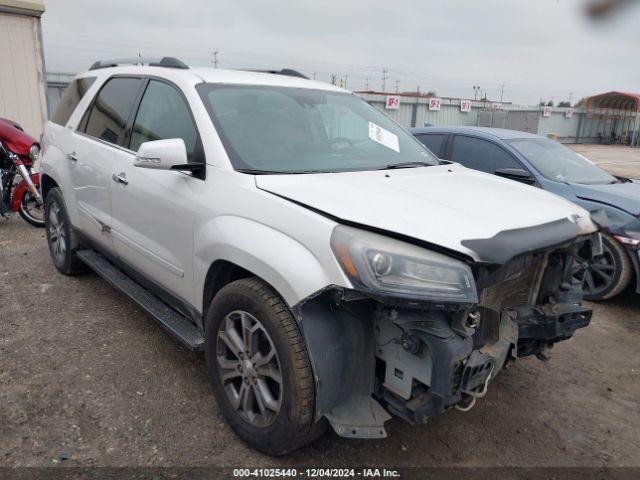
top-left (494, 167), bottom-right (536, 185)
top-left (134, 139), bottom-right (189, 170)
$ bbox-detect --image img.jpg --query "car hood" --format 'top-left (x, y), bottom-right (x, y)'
top-left (256, 164), bottom-right (598, 263)
top-left (570, 180), bottom-right (640, 216)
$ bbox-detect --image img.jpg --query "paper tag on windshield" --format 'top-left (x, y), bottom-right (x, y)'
top-left (369, 122), bottom-right (400, 153)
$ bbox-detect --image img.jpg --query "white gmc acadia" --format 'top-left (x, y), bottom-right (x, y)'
top-left (40, 57), bottom-right (601, 455)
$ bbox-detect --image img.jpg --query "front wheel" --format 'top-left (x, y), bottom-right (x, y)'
top-left (19, 189), bottom-right (45, 227)
top-left (204, 278), bottom-right (325, 455)
top-left (573, 233), bottom-right (632, 301)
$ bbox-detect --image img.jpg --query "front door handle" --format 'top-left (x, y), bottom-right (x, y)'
top-left (112, 172), bottom-right (129, 185)
top-left (66, 152), bottom-right (78, 162)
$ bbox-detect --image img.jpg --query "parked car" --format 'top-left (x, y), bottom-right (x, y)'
top-left (411, 126), bottom-right (640, 301)
top-left (41, 58), bottom-right (601, 455)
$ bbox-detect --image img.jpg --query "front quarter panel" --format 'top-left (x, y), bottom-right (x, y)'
top-left (193, 170), bottom-right (349, 313)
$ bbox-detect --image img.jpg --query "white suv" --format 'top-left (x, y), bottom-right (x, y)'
top-left (41, 57), bottom-right (601, 455)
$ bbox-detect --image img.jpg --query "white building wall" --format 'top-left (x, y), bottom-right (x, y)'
top-left (0, 7), bottom-right (47, 138)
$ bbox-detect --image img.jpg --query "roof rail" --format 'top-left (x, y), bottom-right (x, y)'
top-left (247, 69), bottom-right (309, 79)
top-left (89, 57), bottom-right (189, 71)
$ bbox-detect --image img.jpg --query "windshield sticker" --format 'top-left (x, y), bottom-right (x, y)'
top-left (369, 122), bottom-right (400, 153)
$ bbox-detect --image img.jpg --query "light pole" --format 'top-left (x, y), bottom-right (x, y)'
top-left (473, 86), bottom-right (481, 101)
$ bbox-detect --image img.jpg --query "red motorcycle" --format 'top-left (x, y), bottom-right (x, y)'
top-left (0, 118), bottom-right (44, 227)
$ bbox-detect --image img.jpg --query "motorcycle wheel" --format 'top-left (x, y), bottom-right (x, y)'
top-left (19, 189), bottom-right (45, 227)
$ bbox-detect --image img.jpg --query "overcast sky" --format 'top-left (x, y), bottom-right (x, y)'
top-left (41, 0), bottom-right (640, 105)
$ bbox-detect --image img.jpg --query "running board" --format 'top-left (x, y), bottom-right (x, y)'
top-left (76, 249), bottom-right (204, 351)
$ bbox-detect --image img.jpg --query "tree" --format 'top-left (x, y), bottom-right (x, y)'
top-left (546, 100), bottom-right (555, 107)
top-left (558, 101), bottom-right (571, 107)
top-left (574, 97), bottom-right (587, 108)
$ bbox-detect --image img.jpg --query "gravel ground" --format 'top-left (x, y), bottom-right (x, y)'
top-left (568, 144), bottom-right (640, 180)
top-left (1, 219), bottom-right (639, 470)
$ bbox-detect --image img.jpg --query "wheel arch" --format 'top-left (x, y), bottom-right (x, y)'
top-left (40, 173), bottom-right (59, 200)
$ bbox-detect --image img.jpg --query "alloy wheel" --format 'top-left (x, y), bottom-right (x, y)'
top-left (572, 245), bottom-right (617, 298)
top-left (216, 310), bottom-right (283, 427)
top-left (48, 201), bottom-right (67, 263)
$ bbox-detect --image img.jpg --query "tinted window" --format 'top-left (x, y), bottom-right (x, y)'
top-left (50, 77), bottom-right (96, 126)
top-left (451, 135), bottom-right (520, 173)
top-left (130, 80), bottom-right (200, 161)
top-left (84, 77), bottom-right (143, 146)
top-left (415, 134), bottom-right (446, 157)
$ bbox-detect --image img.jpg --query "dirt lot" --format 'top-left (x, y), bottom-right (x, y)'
top-left (1, 149), bottom-right (640, 472)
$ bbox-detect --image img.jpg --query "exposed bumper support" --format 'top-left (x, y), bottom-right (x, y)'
top-left (514, 303), bottom-right (592, 358)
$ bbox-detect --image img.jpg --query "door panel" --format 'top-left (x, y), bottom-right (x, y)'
top-left (67, 133), bottom-right (117, 250)
top-left (109, 164), bottom-right (199, 302)
top-left (109, 79), bottom-right (204, 304)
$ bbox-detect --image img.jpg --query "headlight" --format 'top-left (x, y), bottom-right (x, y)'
top-left (330, 225), bottom-right (478, 303)
top-left (29, 144), bottom-right (40, 161)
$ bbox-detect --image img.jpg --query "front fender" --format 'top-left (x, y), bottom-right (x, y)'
top-left (10, 173), bottom-right (39, 212)
top-left (194, 215), bottom-right (338, 311)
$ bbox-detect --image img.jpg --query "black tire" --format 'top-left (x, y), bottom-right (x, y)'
top-left (204, 277), bottom-right (325, 455)
top-left (574, 233), bottom-right (633, 301)
top-left (44, 188), bottom-right (87, 275)
top-left (18, 189), bottom-right (45, 227)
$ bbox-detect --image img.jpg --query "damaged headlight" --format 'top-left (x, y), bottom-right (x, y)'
top-left (330, 225), bottom-right (478, 303)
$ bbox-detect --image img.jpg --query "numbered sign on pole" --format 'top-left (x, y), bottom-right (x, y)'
top-left (542, 106), bottom-right (552, 117)
top-left (460, 100), bottom-right (471, 112)
top-left (565, 108), bottom-right (574, 118)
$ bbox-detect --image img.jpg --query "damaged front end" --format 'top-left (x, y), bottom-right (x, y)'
top-left (293, 222), bottom-right (599, 438)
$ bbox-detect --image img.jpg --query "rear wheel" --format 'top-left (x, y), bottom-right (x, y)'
top-left (573, 233), bottom-right (632, 301)
top-left (19, 189), bottom-right (45, 227)
top-left (204, 277), bottom-right (325, 455)
top-left (44, 188), bottom-right (87, 275)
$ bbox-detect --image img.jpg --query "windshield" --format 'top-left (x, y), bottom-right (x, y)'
top-left (507, 138), bottom-right (617, 185)
top-left (197, 84), bottom-right (438, 173)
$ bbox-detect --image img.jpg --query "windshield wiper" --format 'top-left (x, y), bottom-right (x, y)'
top-left (382, 161), bottom-right (436, 170)
top-left (236, 168), bottom-right (333, 175)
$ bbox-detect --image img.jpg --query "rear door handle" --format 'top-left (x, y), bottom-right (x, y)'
top-left (111, 173), bottom-right (129, 185)
top-left (66, 152), bottom-right (78, 162)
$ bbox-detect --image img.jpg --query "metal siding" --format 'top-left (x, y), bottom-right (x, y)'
top-left (0, 12), bottom-right (46, 137)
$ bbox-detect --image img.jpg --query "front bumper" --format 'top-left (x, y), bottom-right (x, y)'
top-left (374, 300), bottom-right (591, 424)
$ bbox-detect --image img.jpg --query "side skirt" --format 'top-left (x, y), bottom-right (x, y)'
top-left (76, 249), bottom-right (204, 351)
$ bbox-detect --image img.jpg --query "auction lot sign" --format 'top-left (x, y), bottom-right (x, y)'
top-left (460, 99), bottom-right (472, 112)
top-left (428, 97), bottom-right (441, 111)
top-left (385, 95), bottom-right (400, 110)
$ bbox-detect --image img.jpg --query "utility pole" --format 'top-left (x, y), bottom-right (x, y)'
top-left (381, 68), bottom-right (388, 93)
top-left (568, 92), bottom-right (574, 105)
top-left (499, 84), bottom-right (506, 103)
top-left (212, 50), bottom-right (219, 68)
top-left (365, 77), bottom-right (369, 90)
top-left (344, 75), bottom-right (348, 89)
top-left (312, 72), bottom-right (317, 80)
top-left (394, 79), bottom-right (400, 93)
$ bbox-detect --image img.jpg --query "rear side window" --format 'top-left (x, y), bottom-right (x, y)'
top-left (50, 77), bottom-right (96, 126)
top-left (415, 134), bottom-right (446, 157)
top-left (129, 80), bottom-right (201, 161)
top-left (451, 135), bottom-right (520, 174)
top-left (84, 77), bottom-right (144, 146)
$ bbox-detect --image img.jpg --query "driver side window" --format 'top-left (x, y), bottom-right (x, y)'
top-left (129, 80), bottom-right (202, 162)
top-left (451, 135), bottom-right (521, 174)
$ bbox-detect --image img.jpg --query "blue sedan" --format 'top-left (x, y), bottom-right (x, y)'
top-left (411, 126), bottom-right (640, 301)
